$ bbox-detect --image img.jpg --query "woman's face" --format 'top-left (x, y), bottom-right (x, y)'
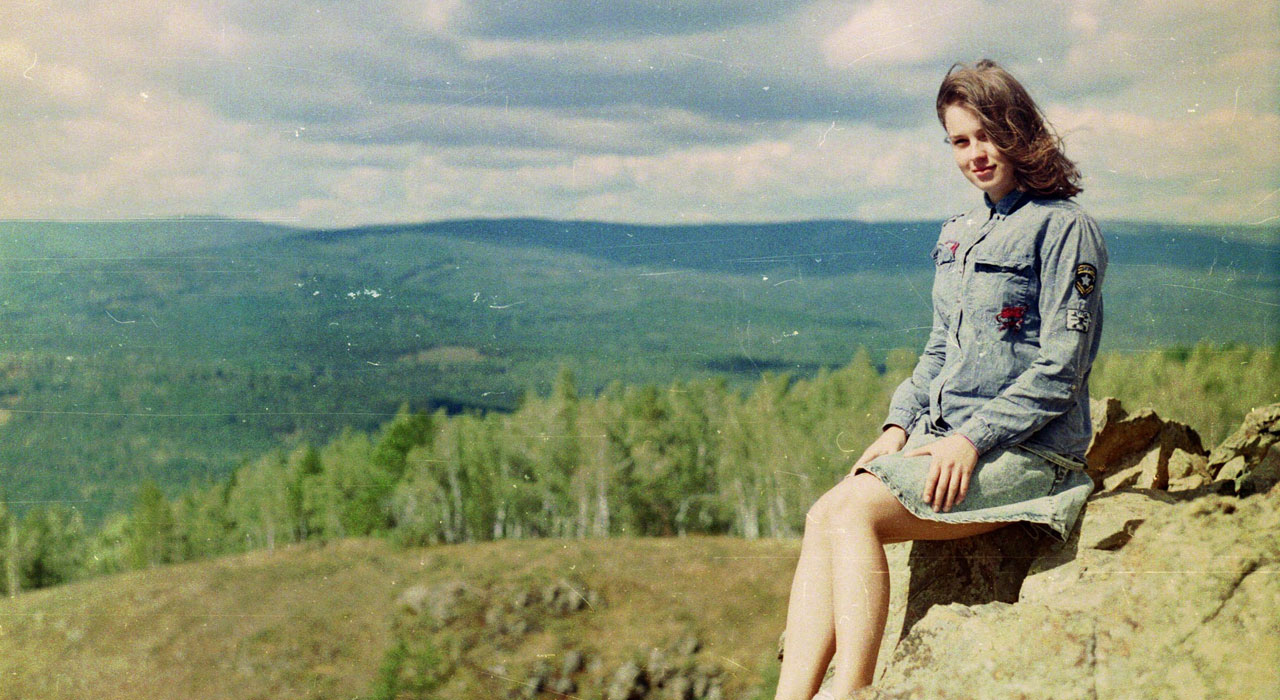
top-left (943, 103), bottom-right (1017, 203)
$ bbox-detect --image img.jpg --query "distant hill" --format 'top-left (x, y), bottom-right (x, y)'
top-left (315, 217), bottom-right (1280, 279)
top-left (0, 217), bottom-right (1275, 518)
top-left (0, 535), bottom-right (797, 700)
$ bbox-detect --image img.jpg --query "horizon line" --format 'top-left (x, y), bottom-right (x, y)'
top-left (1, 214), bottom-right (1276, 232)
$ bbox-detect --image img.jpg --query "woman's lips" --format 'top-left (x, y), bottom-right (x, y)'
top-left (973, 165), bottom-right (995, 178)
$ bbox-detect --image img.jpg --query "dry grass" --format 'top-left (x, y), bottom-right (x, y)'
top-left (0, 536), bottom-right (799, 700)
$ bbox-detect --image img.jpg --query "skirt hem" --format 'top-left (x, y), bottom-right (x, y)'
top-left (854, 461), bottom-right (1075, 543)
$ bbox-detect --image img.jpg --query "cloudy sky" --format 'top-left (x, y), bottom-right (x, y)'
top-left (2, 1), bottom-right (1277, 227)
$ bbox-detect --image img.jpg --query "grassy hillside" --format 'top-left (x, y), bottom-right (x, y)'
top-left (0, 217), bottom-right (1275, 518)
top-left (0, 535), bottom-right (802, 700)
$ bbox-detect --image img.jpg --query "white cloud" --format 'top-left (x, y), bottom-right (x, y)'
top-left (328, 166), bottom-right (394, 205)
top-left (1051, 105), bottom-right (1280, 224)
top-left (160, 5), bottom-right (247, 55)
top-left (401, 0), bottom-right (465, 34)
top-left (822, 0), bottom-right (981, 68)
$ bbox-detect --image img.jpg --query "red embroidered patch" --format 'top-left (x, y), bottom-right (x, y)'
top-left (997, 305), bottom-right (1026, 331)
top-left (946, 240), bottom-right (960, 254)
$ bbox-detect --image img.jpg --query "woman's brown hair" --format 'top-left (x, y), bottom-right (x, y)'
top-left (937, 59), bottom-right (1082, 199)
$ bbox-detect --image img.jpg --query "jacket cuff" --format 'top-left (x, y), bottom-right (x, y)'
top-left (955, 417), bottom-right (999, 455)
top-left (883, 408), bottom-right (918, 435)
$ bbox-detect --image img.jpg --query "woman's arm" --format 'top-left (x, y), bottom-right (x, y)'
top-left (856, 241), bottom-right (955, 477)
top-left (883, 303), bottom-right (949, 434)
top-left (883, 231), bottom-right (959, 434)
top-left (857, 235), bottom-right (957, 477)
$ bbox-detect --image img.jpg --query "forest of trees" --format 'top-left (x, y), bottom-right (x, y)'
top-left (1, 344), bottom-right (1276, 596)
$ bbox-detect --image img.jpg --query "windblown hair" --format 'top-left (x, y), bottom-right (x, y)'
top-left (937, 59), bottom-right (1082, 199)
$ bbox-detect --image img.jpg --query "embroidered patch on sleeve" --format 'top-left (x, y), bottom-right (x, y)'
top-left (1074, 263), bottom-right (1097, 296)
top-left (1066, 308), bottom-right (1091, 332)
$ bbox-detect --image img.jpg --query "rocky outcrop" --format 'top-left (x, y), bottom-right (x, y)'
top-left (397, 579), bottom-right (481, 621)
top-left (858, 487), bottom-right (1280, 699)
top-left (898, 524), bottom-right (1044, 635)
top-left (390, 576), bottom-right (731, 700)
top-left (1087, 397), bottom-right (1208, 492)
top-left (388, 577), bottom-right (611, 698)
top-left (603, 639), bottom-right (724, 700)
top-left (1207, 403), bottom-right (1280, 496)
top-left (1017, 489), bottom-right (1176, 610)
top-left (843, 402), bottom-right (1280, 700)
top-left (1086, 397), bottom-right (1166, 479)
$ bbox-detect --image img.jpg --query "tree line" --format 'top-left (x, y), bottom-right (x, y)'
top-left (2, 343), bottom-right (1276, 596)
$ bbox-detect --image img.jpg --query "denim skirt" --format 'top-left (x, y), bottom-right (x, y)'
top-left (853, 427), bottom-right (1095, 542)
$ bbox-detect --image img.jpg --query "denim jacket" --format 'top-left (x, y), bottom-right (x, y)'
top-left (884, 190), bottom-right (1107, 460)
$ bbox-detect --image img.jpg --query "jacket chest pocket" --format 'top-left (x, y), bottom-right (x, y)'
top-left (968, 253), bottom-right (1035, 333)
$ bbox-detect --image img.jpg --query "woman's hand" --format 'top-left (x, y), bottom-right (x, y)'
top-left (905, 435), bottom-right (979, 512)
top-left (850, 425), bottom-right (908, 474)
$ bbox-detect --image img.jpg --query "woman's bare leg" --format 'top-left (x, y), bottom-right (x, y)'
top-left (779, 471), bottom-right (1009, 699)
top-left (773, 501), bottom-right (838, 699)
top-left (828, 503), bottom-right (890, 692)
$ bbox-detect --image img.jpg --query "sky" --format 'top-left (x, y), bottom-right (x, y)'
top-left (1, 1), bottom-right (1277, 228)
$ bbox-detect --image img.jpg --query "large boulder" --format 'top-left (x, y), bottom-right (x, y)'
top-left (1087, 398), bottom-right (1207, 493)
top-left (1086, 398), bottom-right (1164, 479)
top-left (1018, 489), bottom-right (1176, 610)
top-left (897, 524), bottom-right (1047, 636)
top-left (1207, 403), bottom-right (1280, 496)
top-left (856, 486), bottom-right (1280, 699)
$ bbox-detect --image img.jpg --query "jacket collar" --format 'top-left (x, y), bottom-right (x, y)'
top-left (985, 189), bottom-right (1029, 217)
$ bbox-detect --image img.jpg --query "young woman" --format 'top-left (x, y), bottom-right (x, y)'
top-left (774, 60), bottom-right (1106, 699)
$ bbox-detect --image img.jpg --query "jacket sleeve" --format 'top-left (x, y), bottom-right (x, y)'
top-left (883, 234), bottom-right (955, 434)
top-left (884, 304), bottom-right (948, 434)
top-left (955, 212), bottom-right (1107, 454)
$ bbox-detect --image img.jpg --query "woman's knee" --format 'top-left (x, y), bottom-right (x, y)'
top-left (806, 473), bottom-right (882, 531)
